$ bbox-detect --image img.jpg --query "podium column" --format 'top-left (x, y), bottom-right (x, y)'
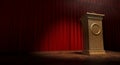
top-left (81, 12), bottom-right (106, 55)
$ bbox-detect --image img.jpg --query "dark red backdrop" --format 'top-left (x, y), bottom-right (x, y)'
top-left (1, 0), bottom-right (120, 52)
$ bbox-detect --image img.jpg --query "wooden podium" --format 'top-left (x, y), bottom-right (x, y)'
top-left (81, 12), bottom-right (106, 55)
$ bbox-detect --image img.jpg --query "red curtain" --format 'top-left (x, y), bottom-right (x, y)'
top-left (34, 18), bottom-right (83, 51)
top-left (1, 0), bottom-right (120, 52)
top-left (33, 0), bottom-right (84, 51)
top-left (33, 0), bottom-right (120, 51)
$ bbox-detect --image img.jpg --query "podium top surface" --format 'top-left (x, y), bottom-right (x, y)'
top-left (86, 12), bottom-right (105, 17)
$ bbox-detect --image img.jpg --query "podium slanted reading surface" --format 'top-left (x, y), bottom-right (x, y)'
top-left (81, 12), bottom-right (106, 55)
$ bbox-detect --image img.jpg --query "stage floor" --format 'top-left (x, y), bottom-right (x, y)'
top-left (31, 51), bottom-right (120, 65)
top-left (0, 51), bottom-right (120, 65)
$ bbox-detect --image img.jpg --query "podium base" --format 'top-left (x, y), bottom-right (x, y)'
top-left (83, 50), bottom-right (106, 55)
